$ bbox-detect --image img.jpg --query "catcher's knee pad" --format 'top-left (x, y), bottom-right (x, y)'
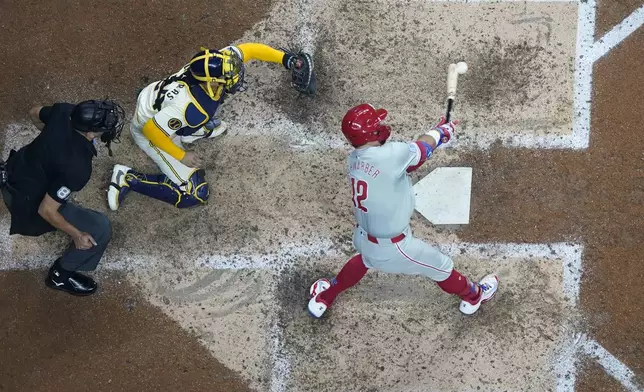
top-left (176, 169), bottom-right (209, 209)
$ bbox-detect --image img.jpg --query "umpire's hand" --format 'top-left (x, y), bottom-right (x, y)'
top-left (73, 232), bottom-right (97, 250)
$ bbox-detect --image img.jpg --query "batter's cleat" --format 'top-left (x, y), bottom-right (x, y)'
top-left (180, 120), bottom-right (227, 144)
top-left (459, 274), bottom-right (499, 315)
top-left (107, 164), bottom-right (132, 211)
top-left (307, 278), bottom-right (331, 318)
top-left (45, 266), bottom-right (97, 296)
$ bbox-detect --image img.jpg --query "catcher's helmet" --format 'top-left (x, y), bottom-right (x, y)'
top-left (188, 47), bottom-right (245, 96)
top-left (341, 104), bottom-right (391, 147)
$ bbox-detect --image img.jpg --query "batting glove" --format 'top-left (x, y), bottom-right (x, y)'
top-left (426, 116), bottom-right (458, 146)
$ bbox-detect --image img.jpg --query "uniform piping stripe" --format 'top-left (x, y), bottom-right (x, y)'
top-left (152, 117), bottom-right (171, 137)
top-left (149, 142), bottom-right (186, 184)
top-left (395, 243), bottom-right (451, 274)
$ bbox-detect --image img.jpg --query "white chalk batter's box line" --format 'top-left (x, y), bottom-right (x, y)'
top-left (0, 238), bottom-right (639, 390)
top-left (419, 0), bottom-right (579, 3)
top-left (105, 241), bottom-right (583, 305)
top-left (1, 2), bottom-right (642, 391)
top-left (234, 0), bottom-right (642, 152)
top-left (109, 241), bottom-right (638, 392)
top-left (5, 2), bottom-right (643, 154)
top-left (407, 0), bottom-right (642, 152)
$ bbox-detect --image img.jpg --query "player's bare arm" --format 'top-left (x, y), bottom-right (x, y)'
top-left (28, 106), bottom-right (46, 130)
top-left (38, 188), bottom-right (96, 250)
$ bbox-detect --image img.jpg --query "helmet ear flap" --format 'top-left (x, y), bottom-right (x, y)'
top-left (376, 124), bottom-right (391, 144)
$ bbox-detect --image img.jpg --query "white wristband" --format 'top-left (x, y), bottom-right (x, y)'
top-left (424, 129), bottom-right (442, 146)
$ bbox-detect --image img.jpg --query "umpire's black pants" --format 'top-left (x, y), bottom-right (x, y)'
top-left (1, 187), bottom-right (112, 271)
top-left (57, 203), bottom-right (112, 271)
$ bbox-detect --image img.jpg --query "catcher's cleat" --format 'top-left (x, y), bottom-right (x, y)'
top-left (459, 274), bottom-right (499, 315)
top-left (180, 120), bottom-right (227, 144)
top-left (307, 278), bottom-right (331, 318)
top-left (107, 164), bottom-right (132, 211)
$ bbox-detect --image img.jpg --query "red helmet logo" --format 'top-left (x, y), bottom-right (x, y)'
top-left (341, 104), bottom-right (391, 147)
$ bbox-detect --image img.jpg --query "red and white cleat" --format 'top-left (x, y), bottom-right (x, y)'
top-left (459, 274), bottom-right (499, 315)
top-left (307, 278), bottom-right (331, 319)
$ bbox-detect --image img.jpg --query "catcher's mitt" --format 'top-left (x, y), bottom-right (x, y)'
top-left (284, 50), bottom-right (316, 96)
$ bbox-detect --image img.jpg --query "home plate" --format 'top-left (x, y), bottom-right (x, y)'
top-left (414, 167), bottom-right (473, 225)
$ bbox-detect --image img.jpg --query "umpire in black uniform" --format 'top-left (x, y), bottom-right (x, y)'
top-left (0, 100), bottom-right (124, 296)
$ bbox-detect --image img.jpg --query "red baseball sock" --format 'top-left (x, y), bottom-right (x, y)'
top-left (436, 269), bottom-right (481, 303)
top-left (318, 254), bottom-right (368, 305)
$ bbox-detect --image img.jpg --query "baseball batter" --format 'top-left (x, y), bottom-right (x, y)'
top-left (308, 104), bottom-right (499, 318)
top-left (107, 43), bottom-right (314, 209)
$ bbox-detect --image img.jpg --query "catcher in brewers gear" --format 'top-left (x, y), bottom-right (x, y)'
top-left (108, 43), bottom-right (315, 210)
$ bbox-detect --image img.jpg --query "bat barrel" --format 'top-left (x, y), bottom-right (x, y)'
top-left (447, 63), bottom-right (458, 98)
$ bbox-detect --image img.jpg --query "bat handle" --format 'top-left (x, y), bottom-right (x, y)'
top-left (445, 98), bottom-right (454, 123)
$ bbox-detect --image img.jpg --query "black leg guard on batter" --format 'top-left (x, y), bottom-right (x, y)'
top-left (125, 169), bottom-right (209, 208)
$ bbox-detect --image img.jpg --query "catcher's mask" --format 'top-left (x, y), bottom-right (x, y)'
top-left (189, 47), bottom-right (246, 96)
top-left (341, 104), bottom-right (391, 148)
top-left (71, 99), bottom-right (125, 156)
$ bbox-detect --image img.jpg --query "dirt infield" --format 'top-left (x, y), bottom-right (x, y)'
top-left (0, 271), bottom-right (250, 392)
top-left (0, 0), bottom-right (272, 390)
top-left (596, 0), bottom-right (643, 36)
top-left (459, 27), bottom-right (644, 389)
top-left (1, 0), bottom-right (642, 391)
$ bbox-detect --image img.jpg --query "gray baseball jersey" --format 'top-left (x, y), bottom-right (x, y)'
top-left (348, 141), bottom-right (421, 237)
top-left (347, 141), bottom-right (454, 282)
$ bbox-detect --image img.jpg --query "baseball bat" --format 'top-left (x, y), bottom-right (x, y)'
top-left (445, 62), bottom-right (468, 122)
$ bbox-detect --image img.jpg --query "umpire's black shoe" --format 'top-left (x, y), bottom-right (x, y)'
top-left (45, 266), bottom-right (97, 296)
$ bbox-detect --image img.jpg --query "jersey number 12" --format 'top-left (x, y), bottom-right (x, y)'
top-left (351, 178), bottom-right (368, 212)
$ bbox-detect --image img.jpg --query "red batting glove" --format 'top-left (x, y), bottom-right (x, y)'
top-left (433, 116), bottom-right (459, 144)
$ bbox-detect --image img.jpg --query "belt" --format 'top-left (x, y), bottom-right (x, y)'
top-left (357, 225), bottom-right (406, 244)
top-left (367, 233), bottom-right (406, 244)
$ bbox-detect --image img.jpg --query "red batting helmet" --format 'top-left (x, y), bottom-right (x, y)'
top-left (341, 104), bottom-right (391, 147)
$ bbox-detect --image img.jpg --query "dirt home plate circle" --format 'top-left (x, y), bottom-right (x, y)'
top-left (0, 0), bottom-right (642, 392)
